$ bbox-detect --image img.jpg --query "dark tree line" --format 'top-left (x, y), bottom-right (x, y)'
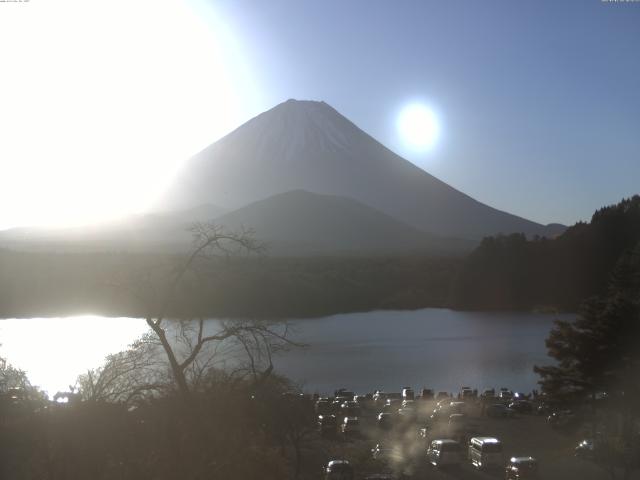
top-left (451, 196), bottom-right (640, 311)
top-left (0, 248), bottom-right (459, 319)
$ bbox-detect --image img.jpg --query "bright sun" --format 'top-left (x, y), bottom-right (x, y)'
top-left (0, 0), bottom-right (257, 230)
top-left (397, 103), bottom-right (440, 152)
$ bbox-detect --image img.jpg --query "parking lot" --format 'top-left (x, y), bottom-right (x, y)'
top-left (316, 390), bottom-right (613, 479)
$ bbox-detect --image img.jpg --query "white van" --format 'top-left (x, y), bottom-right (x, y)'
top-left (426, 439), bottom-right (462, 467)
top-left (468, 437), bottom-right (504, 469)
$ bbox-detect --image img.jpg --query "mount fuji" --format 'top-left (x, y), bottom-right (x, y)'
top-left (161, 99), bottom-right (563, 241)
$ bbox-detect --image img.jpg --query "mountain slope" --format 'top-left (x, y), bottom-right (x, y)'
top-left (0, 204), bottom-right (225, 252)
top-left (214, 189), bottom-right (473, 255)
top-left (161, 99), bottom-right (563, 240)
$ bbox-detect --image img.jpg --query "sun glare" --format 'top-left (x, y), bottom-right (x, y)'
top-left (397, 103), bottom-right (440, 152)
top-left (0, 0), bottom-right (257, 230)
top-left (0, 316), bottom-right (149, 398)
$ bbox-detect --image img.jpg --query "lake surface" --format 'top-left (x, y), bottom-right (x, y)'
top-left (0, 309), bottom-right (567, 397)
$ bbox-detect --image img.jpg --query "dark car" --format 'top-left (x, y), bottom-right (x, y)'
top-left (435, 391), bottom-right (450, 401)
top-left (481, 388), bottom-right (496, 399)
top-left (341, 401), bottom-right (361, 417)
top-left (498, 389), bottom-right (514, 402)
top-left (505, 456), bottom-right (538, 479)
top-left (429, 407), bottom-right (446, 422)
top-left (574, 439), bottom-right (596, 459)
top-left (419, 388), bottom-right (434, 400)
top-left (316, 399), bottom-right (332, 415)
top-left (487, 403), bottom-right (514, 418)
top-left (335, 389), bottom-right (355, 398)
top-left (536, 401), bottom-right (556, 415)
top-left (371, 443), bottom-right (403, 464)
top-left (547, 410), bottom-right (579, 429)
top-left (417, 425), bottom-right (431, 442)
top-left (318, 414), bottom-right (337, 435)
top-left (373, 391), bottom-right (388, 405)
top-left (508, 400), bottom-right (533, 414)
top-left (377, 412), bottom-right (394, 429)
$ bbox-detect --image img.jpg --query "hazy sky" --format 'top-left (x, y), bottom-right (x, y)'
top-left (212, 0), bottom-right (640, 226)
top-left (0, 0), bottom-right (638, 229)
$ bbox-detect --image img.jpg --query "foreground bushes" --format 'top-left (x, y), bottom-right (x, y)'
top-left (0, 377), bottom-right (315, 480)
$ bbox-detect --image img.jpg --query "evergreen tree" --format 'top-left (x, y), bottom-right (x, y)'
top-left (535, 243), bottom-right (640, 478)
top-left (534, 242), bottom-right (640, 403)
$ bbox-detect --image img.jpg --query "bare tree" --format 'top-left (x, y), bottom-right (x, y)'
top-left (114, 222), bottom-right (300, 399)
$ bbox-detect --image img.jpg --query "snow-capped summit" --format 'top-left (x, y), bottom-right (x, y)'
top-left (161, 99), bottom-right (562, 240)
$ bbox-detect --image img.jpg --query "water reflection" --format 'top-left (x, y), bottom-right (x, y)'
top-left (0, 309), bottom-right (564, 398)
top-left (0, 316), bottom-right (148, 397)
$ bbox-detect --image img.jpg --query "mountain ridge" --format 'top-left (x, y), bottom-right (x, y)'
top-left (161, 99), bottom-right (564, 240)
top-left (214, 189), bottom-right (474, 255)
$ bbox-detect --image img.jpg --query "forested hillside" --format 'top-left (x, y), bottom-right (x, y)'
top-left (451, 196), bottom-right (640, 311)
top-left (0, 250), bottom-right (458, 319)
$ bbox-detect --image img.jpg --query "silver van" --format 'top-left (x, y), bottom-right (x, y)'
top-left (468, 437), bottom-right (504, 469)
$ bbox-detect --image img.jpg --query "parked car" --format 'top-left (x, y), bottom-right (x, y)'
top-left (373, 391), bottom-right (388, 405)
top-left (371, 443), bottom-right (404, 464)
top-left (324, 460), bottom-right (354, 480)
top-left (536, 401), bottom-right (557, 415)
top-left (460, 387), bottom-right (474, 401)
top-left (435, 391), bottom-right (450, 401)
top-left (547, 410), bottom-right (579, 429)
top-left (318, 414), bottom-right (337, 435)
top-left (402, 387), bottom-right (415, 400)
top-left (381, 403), bottom-right (397, 414)
top-left (574, 438), bottom-right (595, 459)
top-left (397, 406), bottom-right (416, 420)
top-left (401, 398), bottom-right (414, 408)
top-left (487, 403), bottom-right (515, 418)
top-left (335, 389), bottom-right (355, 399)
top-left (505, 456), bottom-right (538, 479)
top-left (427, 439), bottom-right (463, 467)
top-left (385, 398), bottom-right (402, 411)
top-left (377, 412), bottom-right (394, 430)
top-left (341, 416), bottom-right (360, 435)
top-left (341, 401), bottom-right (361, 417)
top-left (468, 437), bottom-right (504, 470)
top-left (481, 388), bottom-right (496, 399)
top-left (508, 400), bottom-right (533, 414)
top-left (371, 443), bottom-right (394, 461)
top-left (316, 399), bottom-right (332, 415)
top-left (498, 389), bottom-right (514, 401)
top-left (417, 425), bottom-right (431, 442)
top-left (430, 407), bottom-right (447, 422)
top-left (419, 388), bottom-right (434, 400)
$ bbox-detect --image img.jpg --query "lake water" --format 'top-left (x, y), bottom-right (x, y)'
top-left (0, 309), bottom-right (567, 397)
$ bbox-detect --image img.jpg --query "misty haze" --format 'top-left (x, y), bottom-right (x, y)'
top-left (0, 2), bottom-right (639, 480)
